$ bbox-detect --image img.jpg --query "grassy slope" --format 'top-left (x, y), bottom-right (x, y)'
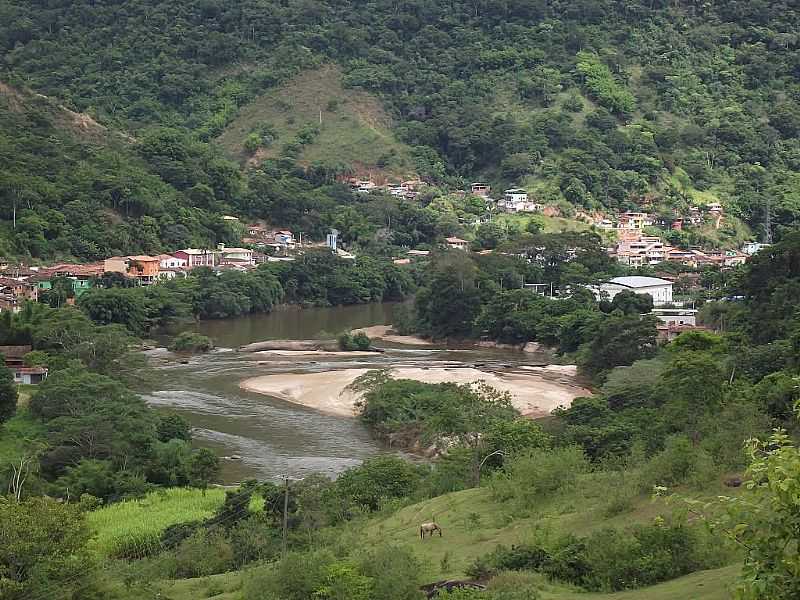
top-left (98, 473), bottom-right (738, 600)
top-left (87, 488), bottom-right (229, 558)
top-left (217, 64), bottom-right (415, 179)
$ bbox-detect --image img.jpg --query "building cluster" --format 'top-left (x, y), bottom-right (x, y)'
top-left (348, 178), bottom-right (424, 199)
top-left (0, 229), bottom-right (300, 312)
top-left (611, 229), bottom-right (749, 268)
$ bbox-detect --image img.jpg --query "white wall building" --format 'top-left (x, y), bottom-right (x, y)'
top-left (594, 276), bottom-right (674, 306)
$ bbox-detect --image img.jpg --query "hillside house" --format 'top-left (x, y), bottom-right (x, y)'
top-left (470, 182), bottom-right (491, 197)
top-left (616, 212), bottom-right (651, 230)
top-left (594, 276), bottom-right (673, 306)
top-left (158, 254), bottom-right (187, 269)
top-left (499, 188), bottom-right (543, 213)
top-left (219, 247), bottom-right (255, 266)
top-left (613, 232), bottom-right (665, 266)
top-left (0, 277), bottom-right (38, 302)
top-left (742, 242), bottom-right (770, 255)
top-left (124, 256), bottom-right (160, 284)
top-left (0, 345), bottom-right (48, 384)
top-left (174, 249), bottom-right (216, 268)
top-left (445, 237), bottom-right (470, 251)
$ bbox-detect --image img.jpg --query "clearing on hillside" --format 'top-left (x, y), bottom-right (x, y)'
top-left (217, 65), bottom-right (415, 180)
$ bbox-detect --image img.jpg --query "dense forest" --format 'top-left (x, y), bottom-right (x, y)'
top-left (2, 0), bottom-right (800, 260)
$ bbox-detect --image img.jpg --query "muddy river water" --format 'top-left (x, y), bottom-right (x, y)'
top-left (144, 303), bottom-right (579, 484)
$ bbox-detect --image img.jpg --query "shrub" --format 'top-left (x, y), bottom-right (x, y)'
top-left (229, 515), bottom-right (281, 566)
top-left (638, 435), bottom-right (717, 491)
top-left (174, 529), bottom-right (234, 578)
top-left (169, 331), bottom-right (214, 353)
top-left (491, 446), bottom-right (588, 507)
top-left (338, 331), bottom-right (372, 351)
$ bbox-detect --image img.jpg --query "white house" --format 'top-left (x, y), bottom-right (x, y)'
top-left (445, 237), bottom-right (470, 251)
top-left (219, 247), bottom-right (255, 265)
top-left (742, 242), bottom-right (769, 256)
top-left (158, 254), bottom-right (187, 269)
top-left (594, 276), bottom-right (674, 306)
top-left (499, 188), bottom-right (542, 213)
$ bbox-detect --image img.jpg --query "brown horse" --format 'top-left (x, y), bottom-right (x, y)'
top-left (420, 522), bottom-right (443, 539)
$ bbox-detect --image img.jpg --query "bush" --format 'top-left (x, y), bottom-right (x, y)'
top-left (491, 446), bottom-right (588, 507)
top-left (638, 435), bottom-right (717, 492)
top-left (229, 515), bottom-right (281, 567)
top-left (169, 331), bottom-right (214, 353)
top-left (338, 331), bottom-right (372, 351)
top-left (174, 529), bottom-right (234, 578)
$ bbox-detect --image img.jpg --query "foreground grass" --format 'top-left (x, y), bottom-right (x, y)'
top-left (87, 488), bottom-right (228, 558)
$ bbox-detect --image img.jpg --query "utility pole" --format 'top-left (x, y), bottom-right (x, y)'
top-left (281, 475), bottom-right (289, 558)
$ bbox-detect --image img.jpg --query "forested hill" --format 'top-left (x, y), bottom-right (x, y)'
top-left (2, 0), bottom-right (800, 252)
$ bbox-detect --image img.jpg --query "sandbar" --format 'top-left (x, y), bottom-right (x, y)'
top-left (353, 325), bottom-right (435, 346)
top-left (240, 367), bottom-right (590, 418)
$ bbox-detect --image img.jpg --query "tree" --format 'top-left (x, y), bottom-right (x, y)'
top-left (189, 448), bottom-right (220, 493)
top-left (607, 290), bottom-right (653, 315)
top-left (0, 497), bottom-right (97, 599)
top-left (578, 313), bottom-right (659, 380)
top-left (0, 361), bottom-right (18, 423)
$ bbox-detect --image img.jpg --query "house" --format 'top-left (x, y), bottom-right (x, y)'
top-left (218, 247), bottom-right (255, 266)
top-left (596, 218), bottom-right (615, 229)
top-left (651, 308), bottom-right (698, 326)
top-left (407, 249), bottom-right (430, 258)
top-left (706, 202), bottom-right (723, 214)
top-left (616, 212), bottom-right (651, 230)
top-left (499, 188), bottom-right (543, 213)
top-left (0, 345), bottom-right (48, 384)
top-left (353, 180), bottom-right (377, 193)
top-left (125, 256), bottom-right (160, 284)
top-left (656, 324), bottom-right (711, 343)
top-left (613, 232), bottom-right (665, 266)
top-left (157, 254), bottom-right (188, 269)
top-left (445, 237), bottom-right (470, 251)
top-left (0, 277), bottom-right (38, 302)
top-left (174, 249), bottom-right (216, 268)
top-left (742, 242), bottom-right (770, 256)
top-left (470, 183), bottom-right (491, 198)
top-left (594, 276), bottom-right (674, 306)
top-left (273, 231), bottom-right (295, 246)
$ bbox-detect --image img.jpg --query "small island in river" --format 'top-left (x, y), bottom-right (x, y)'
top-left (240, 366), bottom-right (590, 418)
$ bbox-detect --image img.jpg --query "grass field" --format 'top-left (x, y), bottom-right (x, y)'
top-left (87, 488), bottom-right (229, 558)
top-left (217, 64), bottom-right (415, 178)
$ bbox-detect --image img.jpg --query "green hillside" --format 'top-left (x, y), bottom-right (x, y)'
top-left (217, 65), bottom-right (415, 178)
top-left (2, 0), bottom-right (799, 243)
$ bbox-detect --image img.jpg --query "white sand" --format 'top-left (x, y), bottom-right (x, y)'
top-left (252, 350), bottom-right (379, 357)
top-left (353, 325), bottom-right (435, 346)
top-left (240, 366), bottom-right (590, 418)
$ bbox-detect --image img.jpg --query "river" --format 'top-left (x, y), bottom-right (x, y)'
top-left (144, 303), bottom-right (571, 484)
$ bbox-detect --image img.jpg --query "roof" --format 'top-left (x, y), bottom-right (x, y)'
top-left (504, 188), bottom-right (527, 194)
top-left (606, 276), bottom-right (673, 289)
top-left (220, 248), bottom-right (253, 254)
top-left (0, 345), bottom-right (32, 359)
top-left (176, 248), bottom-right (212, 255)
top-left (446, 237), bottom-right (469, 244)
top-left (126, 255), bottom-right (159, 262)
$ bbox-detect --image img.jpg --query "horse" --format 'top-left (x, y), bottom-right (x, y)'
top-left (420, 522), bottom-right (443, 539)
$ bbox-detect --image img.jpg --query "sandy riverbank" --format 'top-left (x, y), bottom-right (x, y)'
top-left (240, 367), bottom-right (590, 418)
top-left (352, 325), bottom-right (435, 346)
